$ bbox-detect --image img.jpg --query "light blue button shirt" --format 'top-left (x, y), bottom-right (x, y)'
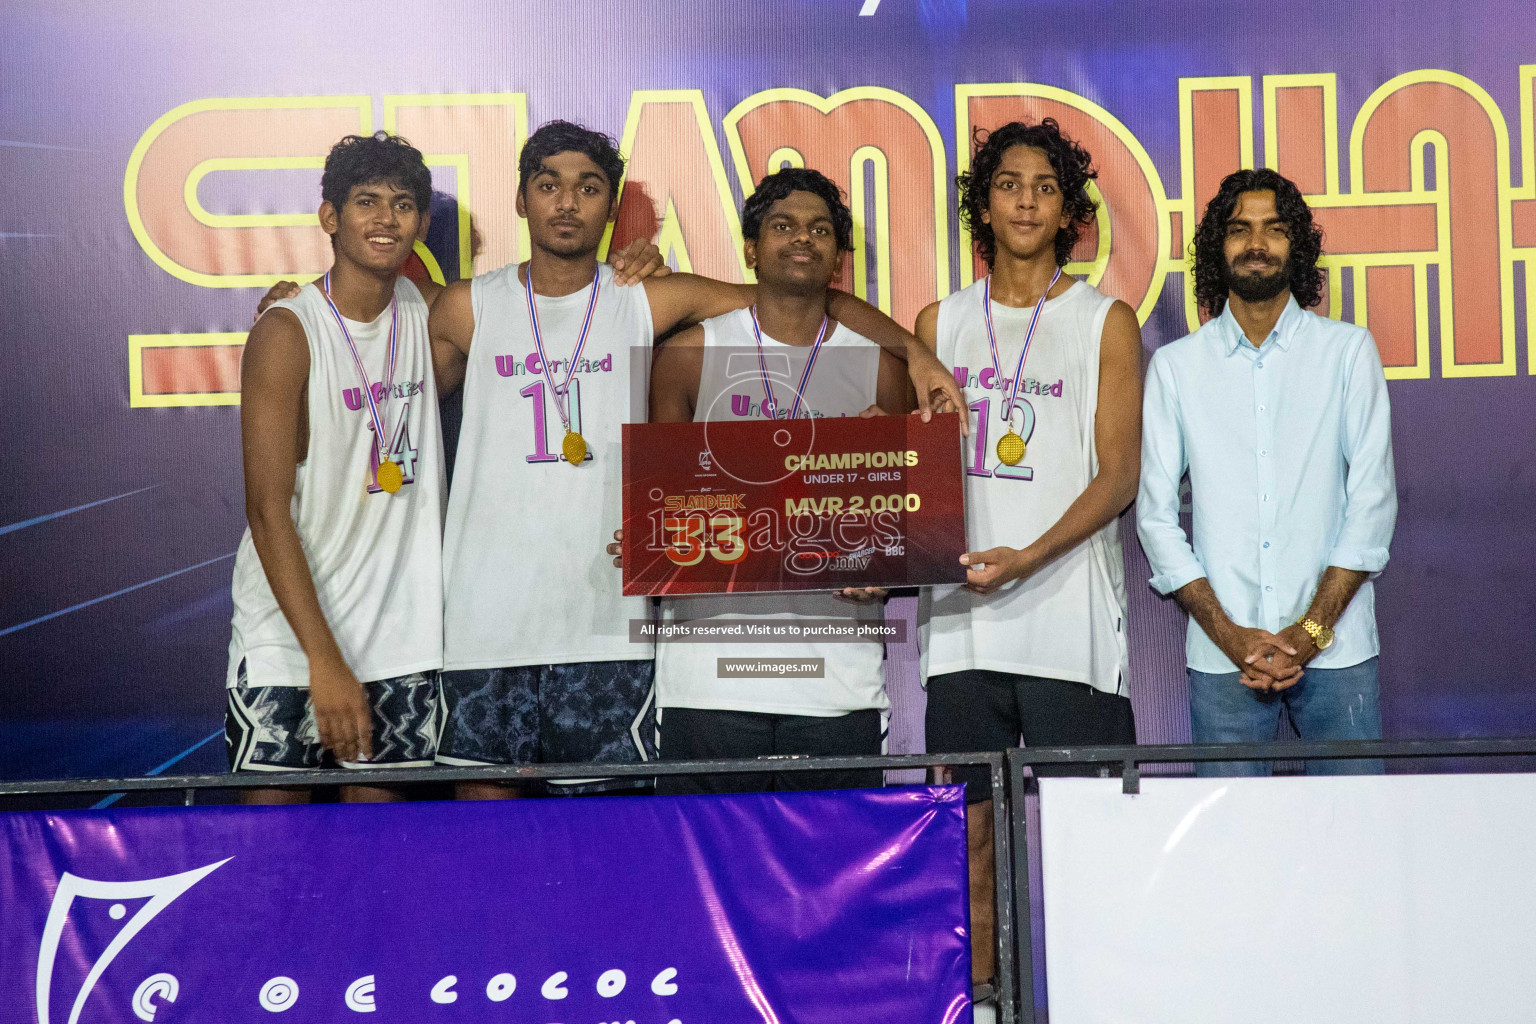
top-left (1137, 297), bottom-right (1397, 672)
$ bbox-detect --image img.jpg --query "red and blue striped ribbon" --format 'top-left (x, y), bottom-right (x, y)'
top-left (983, 265), bottom-right (1060, 425)
top-left (749, 306), bottom-right (830, 420)
top-left (524, 264), bottom-right (601, 433)
top-left (320, 271), bottom-right (399, 467)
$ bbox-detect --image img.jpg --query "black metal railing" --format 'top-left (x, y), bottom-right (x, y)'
top-left (1004, 737), bottom-right (1536, 1024)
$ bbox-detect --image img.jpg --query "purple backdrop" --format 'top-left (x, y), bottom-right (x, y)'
top-left (2, 0), bottom-right (1535, 780)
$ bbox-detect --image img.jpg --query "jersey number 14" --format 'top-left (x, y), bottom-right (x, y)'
top-left (369, 401), bottom-right (420, 493)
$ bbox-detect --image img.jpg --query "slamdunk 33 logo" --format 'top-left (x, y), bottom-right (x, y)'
top-left (35, 859), bottom-right (229, 1024)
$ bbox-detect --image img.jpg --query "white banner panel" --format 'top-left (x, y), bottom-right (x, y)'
top-left (1039, 774), bottom-right (1536, 1023)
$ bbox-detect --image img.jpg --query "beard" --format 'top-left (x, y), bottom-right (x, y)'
top-left (1224, 253), bottom-right (1292, 303)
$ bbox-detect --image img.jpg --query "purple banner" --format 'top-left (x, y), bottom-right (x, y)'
top-left (1, 787), bottom-right (971, 1024)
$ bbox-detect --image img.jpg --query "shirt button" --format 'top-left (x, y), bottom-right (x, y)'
top-left (1262, 493), bottom-right (1270, 501)
top-left (1260, 449), bottom-right (1269, 456)
top-left (1263, 541), bottom-right (1271, 549)
top-left (1256, 362), bottom-right (1265, 369)
top-left (1258, 404), bottom-right (1266, 412)
top-left (1265, 585), bottom-right (1274, 592)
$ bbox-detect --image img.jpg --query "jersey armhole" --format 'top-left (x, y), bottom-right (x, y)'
top-left (396, 275), bottom-right (425, 306)
top-left (467, 274), bottom-right (489, 356)
top-left (267, 295), bottom-right (319, 476)
top-left (1083, 292), bottom-right (1119, 469)
top-left (1089, 293), bottom-right (1115, 367)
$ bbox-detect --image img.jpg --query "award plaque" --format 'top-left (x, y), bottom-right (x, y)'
top-left (622, 412), bottom-right (968, 596)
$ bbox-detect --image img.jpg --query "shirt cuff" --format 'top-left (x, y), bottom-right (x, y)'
top-left (1148, 560), bottom-right (1206, 596)
top-left (1326, 545), bottom-right (1391, 576)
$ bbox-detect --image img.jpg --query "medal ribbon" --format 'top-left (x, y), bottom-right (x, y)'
top-left (749, 306), bottom-right (830, 420)
top-left (524, 264), bottom-right (601, 433)
top-left (983, 266), bottom-right (1061, 426)
top-left (320, 272), bottom-right (399, 468)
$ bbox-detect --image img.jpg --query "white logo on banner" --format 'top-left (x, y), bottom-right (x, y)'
top-left (541, 971), bottom-right (569, 999)
top-left (429, 975), bottom-right (458, 1004)
top-left (34, 858), bottom-right (231, 1024)
top-left (344, 975), bottom-right (377, 1013)
top-left (258, 976), bottom-right (299, 1012)
top-left (32, 859), bottom-right (683, 1020)
top-left (131, 974), bottom-right (178, 1021)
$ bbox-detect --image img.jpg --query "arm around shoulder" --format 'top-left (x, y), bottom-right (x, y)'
top-left (415, 278), bottom-right (444, 308)
top-left (826, 289), bottom-right (912, 361)
top-left (913, 301), bottom-right (941, 353)
top-left (643, 273), bottom-right (754, 337)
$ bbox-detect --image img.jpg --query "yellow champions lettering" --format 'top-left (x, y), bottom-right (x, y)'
top-left (784, 450), bottom-right (920, 471)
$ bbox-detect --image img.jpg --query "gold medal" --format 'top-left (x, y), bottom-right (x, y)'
top-left (984, 267), bottom-right (1059, 473)
top-left (527, 266), bottom-right (601, 472)
top-left (995, 431), bottom-right (1026, 466)
top-left (376, 458), bottom-right (404, 493)
top-left (562, 430), bottom-right (588, 466)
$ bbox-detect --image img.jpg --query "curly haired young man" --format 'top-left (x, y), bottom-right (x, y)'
top-left (914, 120), bottom-right (1145, 984)
top-left (1138, 168), bottom-right (1396, 777)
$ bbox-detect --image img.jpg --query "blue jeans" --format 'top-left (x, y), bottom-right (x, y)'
top-left (1188, 657), bottom-right (1382, 777)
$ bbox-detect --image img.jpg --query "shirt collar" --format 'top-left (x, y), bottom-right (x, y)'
top-left (1216, 295), bottom-right (1305, 355)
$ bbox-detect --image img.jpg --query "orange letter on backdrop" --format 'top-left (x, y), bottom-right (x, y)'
top-left (384, 94), bottom-right (528, 278)
top-left (958, 85), bottom-right (1168, 323)
top-left (607, 91), bottom-right (748, 283)
top-left (1175, 77), bottom-right (1254, 329)
top-left (1263, 73), bottom-right (1435, 373)
top-left (1351, 73), bottom-right (1516, 376)
top-left (124, 96), bottom-right (373, 288)
top-left (724, 87), bottom-right (948, 326)
top-left (1190, 72), bottom-right (1521, 378)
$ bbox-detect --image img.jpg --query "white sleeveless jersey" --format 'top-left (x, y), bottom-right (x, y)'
top-left (227, 277), bottom-right (445, 687)
top-left (656, 307), bottom-right (888, 716)
top-left (443, 263), bottom-right (655, 669)
top-left (926, 278), bottom-right (1129, 694)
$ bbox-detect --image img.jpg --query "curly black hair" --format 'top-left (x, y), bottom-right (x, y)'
top-left (1191, 168), bottom-right (1325, 317)
top-left (320, 132), bottom-right (432, 218)
top-left (741, 167), bottom-right (854, 252)
top-left (958, 119), bottom-right (1098, 269)
top-left (519, 120), bottom-right (625, 197)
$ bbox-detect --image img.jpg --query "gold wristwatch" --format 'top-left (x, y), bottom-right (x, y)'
top-left (1297, 616), bottom-right (1335, 650)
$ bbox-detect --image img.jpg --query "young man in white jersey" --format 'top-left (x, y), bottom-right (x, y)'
top-left (428, 123), bottom-right (959, 798)
top-left (639, 167), bottom-right (911, 793)
top-left (227, 133), bottom-right (446, 801)
top-left (915, 120), bottom-right (1144, 979)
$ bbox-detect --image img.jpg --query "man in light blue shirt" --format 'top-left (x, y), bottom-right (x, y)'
top-left (1137, 168), bottom-right (1397, 776)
